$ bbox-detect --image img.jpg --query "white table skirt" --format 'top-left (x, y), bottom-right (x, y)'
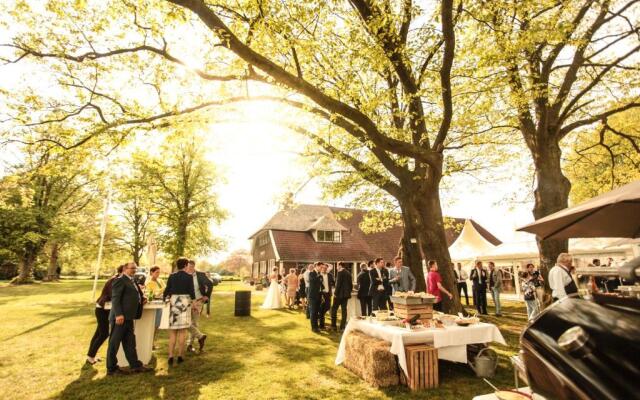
top-left (104, 302), bottom-right (164, 366)
top-left (335, 319), bottom-right (506, 377)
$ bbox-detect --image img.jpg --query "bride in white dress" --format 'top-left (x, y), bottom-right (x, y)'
top-left (261, 268), bottom-right (283, 309)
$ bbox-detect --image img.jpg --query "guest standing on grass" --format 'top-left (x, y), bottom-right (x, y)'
top-left (86, 264), bottom-right (123, 366)
top-left (369, 258), bottom-right (390, 311)
top-left (307, 262), bottom-right (324, 333)
top-left (319, 263), bottom-right (334, 329)
top-left (384, 262), bottom-right (394, 310)
top-left (470, 261), bottom-right (488, 315)
top-left (454, 262), bottom-right (469, 306)
top-left (146, 266), bottom-right (165, 350)
top-left (389, 256), bottom-right (416, 294)
top-left (163, 257), bottom-right (196, 366)
top-left (284, 268), bottom-right (299, 309)
top-left (521, 272), bottom-right (539, 321)
top-left (106, 262), bottom-right (153, 375)
top-left (331, 262), bottom-right (353, 331)
top-left (186, 260), bottom-right (212, 353)
top-left (356, 263), bottom-right (372, 316)
top-left (488, 262), bottom-right (503, 316)
top-left (426, 260), bottom-right (453, 312)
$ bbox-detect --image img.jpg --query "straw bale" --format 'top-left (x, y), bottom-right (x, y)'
top-left (342, 330), bottom-right (400, 388)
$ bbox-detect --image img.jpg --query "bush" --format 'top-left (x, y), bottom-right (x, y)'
top-left (0, 262), bottom-right (18, 280)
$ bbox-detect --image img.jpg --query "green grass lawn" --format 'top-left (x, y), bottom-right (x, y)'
top-left (0, 280), bottom-right (526, 399)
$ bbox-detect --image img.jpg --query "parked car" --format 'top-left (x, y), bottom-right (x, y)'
top-left (210, 272), bottom-right (222, 285)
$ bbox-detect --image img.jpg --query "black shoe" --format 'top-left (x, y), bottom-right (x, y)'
top-left (177, 356), bottom-right (184, 364)
top-left (312, 328), bottom-right (320, 333)
top-left (198, 335), bottom-right (207, 352)
top-left (168, 357), bottom-right (174, 366)
top-left (107, 368), bottom-right (130, 376)
top-left (131, 365), bottom-right (154, 373)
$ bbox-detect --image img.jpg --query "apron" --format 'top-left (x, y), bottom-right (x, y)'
top-left (563, 267), bottom-right (579, 296)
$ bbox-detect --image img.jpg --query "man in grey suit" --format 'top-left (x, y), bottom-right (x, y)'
top-left (389, 256), bottom-right (416, 293)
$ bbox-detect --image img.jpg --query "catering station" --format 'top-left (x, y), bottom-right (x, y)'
top-left (335, 292), bottom-right (506, 391)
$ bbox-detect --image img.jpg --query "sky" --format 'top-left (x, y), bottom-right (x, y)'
top-left (203, 102), bottom-right (537, 263)
top-left (0, 6), bottom-right (543, 265)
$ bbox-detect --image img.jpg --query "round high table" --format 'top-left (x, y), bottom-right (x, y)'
top-left (104, 301), bottom-right (164, 366)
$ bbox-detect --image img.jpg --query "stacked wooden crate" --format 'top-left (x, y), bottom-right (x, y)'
top-left (391, 295), bottom-right (435, 320)
top-left (393, 303), bottom-right (433, 320)
top-left (401, 344), bottom-right (439, 391)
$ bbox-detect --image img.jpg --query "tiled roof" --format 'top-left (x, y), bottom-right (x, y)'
top-left (257, 204), bottom-right (501, 262)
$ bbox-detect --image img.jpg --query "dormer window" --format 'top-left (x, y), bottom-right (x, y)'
top-left (317, 230), bottom-right (341, 243)
top-left (257, 232), bottom-right (269, 246)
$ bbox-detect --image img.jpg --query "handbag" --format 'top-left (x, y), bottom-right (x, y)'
top-left (159, 302), bottom-right (170, 329)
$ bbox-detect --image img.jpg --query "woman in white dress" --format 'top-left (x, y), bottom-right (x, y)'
top-left (261, 267), bottom-right (283, 309)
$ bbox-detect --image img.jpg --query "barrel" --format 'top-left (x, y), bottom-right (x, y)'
top-left (234, 290), bottom-right (251, 316)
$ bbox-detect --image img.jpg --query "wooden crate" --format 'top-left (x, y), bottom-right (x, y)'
top-left (402, 344), bottom-right (439, 391)
top-left (394, 303), bottom-right (433, 320)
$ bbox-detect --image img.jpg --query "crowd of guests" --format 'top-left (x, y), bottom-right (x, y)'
top-left (259, 252), bottom-right (615, 331)
top-left (85, 257), bottom-right (214, 376)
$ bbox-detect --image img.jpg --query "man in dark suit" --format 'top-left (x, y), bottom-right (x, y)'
top-left (357, 262), bottom-right (372, 316)
top-left (369, 257), bottom-right (390, 311)
top-left (106, 262), bottom-right (153, 375)
top-left (331, 262), bottom-right (353, 331)
top-left (186, 260), bottom-right (213, 353)
top-left (307, 262), bottom-right (323, 333)
top-left (318, 263), bottom-right (335, 329)
top-left (469, 260), bottom-right (488, 315)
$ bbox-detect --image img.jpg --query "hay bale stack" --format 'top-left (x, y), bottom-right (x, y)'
top-left (342, 330), bottom-right (400, 388)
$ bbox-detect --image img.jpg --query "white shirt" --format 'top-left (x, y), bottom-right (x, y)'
top-left (321, 273), bottom-right (329, 293)
top-left (193, 273), bottom-right (202, 300)
top-left (549, 265), bottom-right (573, 299)
top-left (456, 268), bottom-right (468, 283)
top-left (303, 270), bottom-right (311, 285)
top-left (375, 267), bottom-right (384, 291)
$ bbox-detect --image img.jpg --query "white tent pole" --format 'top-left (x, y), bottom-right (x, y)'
top-left (91, 181), bottom-right (112, 302)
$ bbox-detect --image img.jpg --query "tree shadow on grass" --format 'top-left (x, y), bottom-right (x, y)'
top-left (2, 305), bottom-right (89, 342)
top-left (54, 353), bottom-right (243, 400)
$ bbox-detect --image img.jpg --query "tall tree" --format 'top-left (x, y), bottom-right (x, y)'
top-left (112, 174), bottom-right (153, 266)
top-left (0, 142), bottom-right (97, 283)
top-left (0, 0), bottom-right (515, 311)
top-left (469, 0), bottom-right (640, 278)
top-left (135, 132), bottom-right (226, 266)
top-left (566, 108), bottom-right (640, 203)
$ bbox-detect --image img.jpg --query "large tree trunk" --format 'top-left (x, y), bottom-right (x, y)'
top-left (532, 140), bottom-right (571, 287)
top-left (173, 218), bottom-right (188, 271)
top-left (44, 241), bottom-right (60, 281)
top-left (12, 251), bottom-right (38, 285)
top-left (397, 174), bottom-right (462, 314)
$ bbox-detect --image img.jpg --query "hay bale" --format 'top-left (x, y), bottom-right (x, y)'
top-left (342, 330), bottom-right (400, 388)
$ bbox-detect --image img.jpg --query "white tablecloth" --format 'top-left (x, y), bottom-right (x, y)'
top-left (335, 318), bottom-right (506, 377)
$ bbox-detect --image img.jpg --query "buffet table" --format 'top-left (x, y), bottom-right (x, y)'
top-left (335, 318), bottom-right (506, 377)
top-left (104, 301), bottom-right (164, 366)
